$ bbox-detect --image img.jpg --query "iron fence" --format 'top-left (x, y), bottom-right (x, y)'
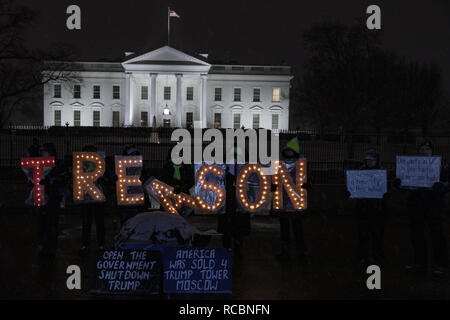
top-left (1, 126), bottom-right (450, 184)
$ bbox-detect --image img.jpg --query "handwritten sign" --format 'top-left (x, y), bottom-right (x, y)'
top-left (162, 247), bottom-right (232, 294)
top-left (396, 156), bottom-right (441, 188)
top-left (92, 250), bottom-right (161, 295)
top-left (346, 170), bottom-right (387, 199)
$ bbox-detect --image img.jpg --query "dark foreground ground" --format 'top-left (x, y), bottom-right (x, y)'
top-left (1, 208), bottom-right (450, 300)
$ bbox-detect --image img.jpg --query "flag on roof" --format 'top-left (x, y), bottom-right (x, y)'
top-left (169, 9), bottom-right (180, 18)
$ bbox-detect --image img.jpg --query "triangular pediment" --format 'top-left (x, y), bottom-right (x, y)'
top-left (123, 46), bottom-right (210, 67)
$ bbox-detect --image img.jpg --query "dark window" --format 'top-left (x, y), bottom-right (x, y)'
top-left (141, 86), bottom-right (148, 100)
top-left (54, 84), bottom-right (61, 98)
top-left (186, 112), bottom-right (193, 128)
top-left (214, 113), bottom-right (221, 128)
top-left (233, 88), bottom-right (241, 102)
top-left (113, 85), bottom-right (120, 99)
top-left (164, 87), bottom-right (171, 100)
top-left (73, 85), bottom-right (81, 99)
top-left (186, 87), bottom-right (194, 101)
top-left (141, 111), bottom-right (148, 127)
top-left (93, 85), bottom-right (101, 99)
top-left (214, 88), bottom-right (222, 101)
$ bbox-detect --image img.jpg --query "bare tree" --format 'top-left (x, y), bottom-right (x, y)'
top-left (297, 21), bottom-right (444, 135)
top-left (0, 0), bottom-right (77, 127)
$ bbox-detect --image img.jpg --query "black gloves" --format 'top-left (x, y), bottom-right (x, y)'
top-left (301, 182), bottom-right (312, 191)
top-left (432, 182), bottom-right (447, 194)
top-left (393, 178), bottom-right (402, 188)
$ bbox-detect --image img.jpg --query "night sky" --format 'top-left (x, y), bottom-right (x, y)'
top-left (18, 0), bottom-right (450, 90)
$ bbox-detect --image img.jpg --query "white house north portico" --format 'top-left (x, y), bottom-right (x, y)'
top-left (43, 46), bottom-right (293, 130)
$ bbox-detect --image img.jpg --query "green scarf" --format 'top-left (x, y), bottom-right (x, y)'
top-left (173, 164), bottom-right (181, 181)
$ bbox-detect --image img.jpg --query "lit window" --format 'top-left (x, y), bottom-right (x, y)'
top-left (113, 85), bottom-right (120, 99)
top-left (214, 88), bottom-right (222, 101)
top-left (186, 87), bottom-right (194, 101)
top-left (252, 114), bottom-right (260, 129)
top-left (74, 110), bottom-right (81, 127)
top-left (272, 114), bottom-right (279, 130)
top-left (233, 88), bottom-right (241, 102)
top-left (253, 88), bottom-right (260, 102)
top-left (54, 110), bottom-right (61, 126)
top-left (93, 111), bottom-right (100, 127)
top-left (164, 87), bottom-right (171, 100)
top-left (272, 88), bottom-right (280, 102)
top-left (73, 85), bottom-right (81, 99)
top-left (141, 86), bottom-right (148, 100)
top-left (112, 111), bottom-right (120, 127)
top-left (54, 84), bottom-right (61, 98)
top-left (214, 113), bottom-right (222, 128)
top-left (233, 113), bottom-right (241, 129)
top-left (93, 85), bottom-right (101, 99)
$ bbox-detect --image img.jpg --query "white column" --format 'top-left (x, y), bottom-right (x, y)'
top-left (201, 74), bottom-right (208, 128)
top-left (124, 73), bottom-right (131, 126)
top-left (150, 73), bottom-right (157, 127)
top-left (175, 73), bottom-right (183, 127)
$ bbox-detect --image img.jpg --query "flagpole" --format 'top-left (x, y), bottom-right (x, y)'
top-left (167, 6), bottom-right (170, 46)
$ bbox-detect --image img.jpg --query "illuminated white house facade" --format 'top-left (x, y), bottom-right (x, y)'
top-left (43, 46), bottom-right (292, 130)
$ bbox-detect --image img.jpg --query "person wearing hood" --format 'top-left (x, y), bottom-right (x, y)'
top-left (78, 145), bottom-right (106, 256)
top-left (350, 149), bottom-right (388, 268)
top-left (275, 136), bottom-right (311, 264)
top-left (394, 138), bottom-right (450, 277)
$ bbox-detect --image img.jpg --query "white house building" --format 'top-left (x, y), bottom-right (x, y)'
top-left (43, 46), bottom-right (293, 130)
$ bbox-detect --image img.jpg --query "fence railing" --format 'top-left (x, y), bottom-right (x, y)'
top-left (2, 127), bottom-right (449, 184)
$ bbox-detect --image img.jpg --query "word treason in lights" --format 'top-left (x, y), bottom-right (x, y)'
top-left (20, 155), bottom-right (307, 214)
top-left (21, 157), bottom-right (55, 206)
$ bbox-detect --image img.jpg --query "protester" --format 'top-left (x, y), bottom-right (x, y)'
top-left (275, 136), bottom-right (311, 264)
top-left (395, 138), bottom-right (450, 277)
top-left (350, 149), bottom-right (388, 269)
top-left (35, 143), bottom-right (64, 258)
top-left (118, 144), bottom-right (148, 225)
top-left (78, 145), bottom-right (106, 256)
top-left (161, 147), bottom-right (195, 208)
top-left (217, 147), bottom-right (251, 259)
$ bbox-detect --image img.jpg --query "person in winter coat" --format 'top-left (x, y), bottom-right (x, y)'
top-left (350, 149), bottom-right (388, 268)
top-left (35, 143), bottom-right (64, 258)
top-left (78, 145), bottom-right (106, 256)
top-left (217, 147), bottom-right (251, 259)
top-left (395, 138), bottom-right (449, 277)
top-left (275, 136), bottom-right (311, 264)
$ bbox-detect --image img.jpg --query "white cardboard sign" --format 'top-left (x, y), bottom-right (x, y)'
top-left (396, 156), bottom-right (441, 188)
top-left (346, 170), bottom-right (387, 199)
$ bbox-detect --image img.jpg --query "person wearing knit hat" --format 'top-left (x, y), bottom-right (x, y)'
top-left (275, 136), bottom-right (310, 264)
top-left (397, 138), bottom-right (450, 278)
top-left (349, 148), bottom-right (387, 269)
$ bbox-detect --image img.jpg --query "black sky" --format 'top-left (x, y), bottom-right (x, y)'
top-left (18, 0), bottom-right (450, 90)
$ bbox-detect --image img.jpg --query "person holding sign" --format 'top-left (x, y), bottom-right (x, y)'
top-left (275, 136), bottom-right (311, 264)
top-left (347, 149), bottom-right (387, 269)
top-left (394, 139), bottom-right (449, 277)
top-left (217, 147), bottom-right (251, 259)
top-left (78, 145), bottom-right (106, 256)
